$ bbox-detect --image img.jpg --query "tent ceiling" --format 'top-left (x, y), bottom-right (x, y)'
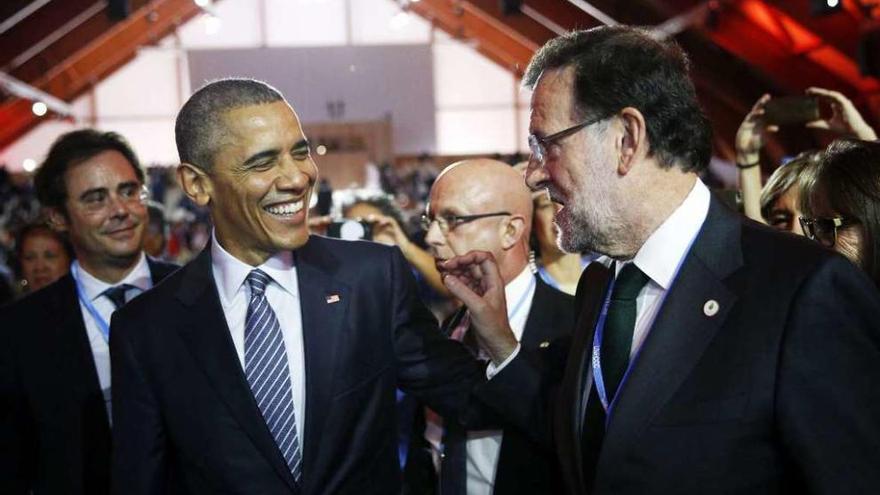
top-left (0, 0), bottom-right (878, 166)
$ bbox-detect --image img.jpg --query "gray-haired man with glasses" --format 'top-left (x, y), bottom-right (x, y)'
top-left (439, 25), bottom-right (880, 495)
top-left (1, 129), bottom-right (177, 495)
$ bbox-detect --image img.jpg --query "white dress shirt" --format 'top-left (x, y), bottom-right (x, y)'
top-left (211, 237), bottom-right (306, 455)
top-left (603, 177), bottom-right (710, 358)
top-left (489, 181), bottom-right (710, 388)
top-left (464, 267), bottom-right (536, 495)
top-left (572, 178), bottom-right (711, 420)
top-left (74, 252), bottom-right (152, 422)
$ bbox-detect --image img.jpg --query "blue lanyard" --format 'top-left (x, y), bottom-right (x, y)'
top-left (590, 271), bottom-right (618, 415)
top-left (70, 263), bottom-right (113, 343)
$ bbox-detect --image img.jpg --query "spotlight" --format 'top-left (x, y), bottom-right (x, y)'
top-left (316, 144), bottom-right (328, 156)
top-left (22, 159), bottom-right (37, 172)
top-left (31, 101), bottom-right (48, 116)
top-left (810, 0), bottom-right (842, 15)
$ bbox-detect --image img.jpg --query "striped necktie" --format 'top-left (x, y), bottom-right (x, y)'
top-left (244, 269), bottom-right (303, 483)
top-left (102, 284), bottom-right (135, 309)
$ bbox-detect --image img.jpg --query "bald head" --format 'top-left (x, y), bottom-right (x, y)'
top-left (435, 159), bottom-right (533, 222)
top-left (427, 159), bottom-right (533, 283)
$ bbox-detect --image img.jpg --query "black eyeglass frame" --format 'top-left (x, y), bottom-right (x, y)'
top-left (798, 215), bottom-right (859, 248)
top-left (528, 114), bottom-right (610, 166)
top-left (420, 211), bottom-right (511, 233)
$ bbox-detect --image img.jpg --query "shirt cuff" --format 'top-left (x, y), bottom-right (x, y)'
top-left (485, 344), bottom-right (521, 379)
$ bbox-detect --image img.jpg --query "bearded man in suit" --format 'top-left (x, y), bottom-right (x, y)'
top-left (441, 26), bottom-right (880, 495)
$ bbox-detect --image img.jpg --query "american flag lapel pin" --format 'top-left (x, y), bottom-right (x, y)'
top-left (326, 293), bottom-right (341, 304)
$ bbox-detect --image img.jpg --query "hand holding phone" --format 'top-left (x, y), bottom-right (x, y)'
top-left (762, 96), bottom-right (820, 126)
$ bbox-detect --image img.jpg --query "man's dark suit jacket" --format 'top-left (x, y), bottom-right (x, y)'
top-left (0, 258), bottom-right (178, 495)
top-left (477, 196), bottom-right (880, 494)
top-left (109, 236), bottom-right (485, 495)
top-left (438, 276), bottom-right (572, 495)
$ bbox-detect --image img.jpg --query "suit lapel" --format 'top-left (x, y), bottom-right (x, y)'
top-left (600, 197), bottom-right (743, 470)
top-left (51, 275), bottom-right (111, 428)
top-left (520, 277), bottom-right (560, 348)
top-left (174, 247), bottom-right (298, 491)
top-left (293, 238), bottom-right (351, 492)
top-left (555, 262), bottom-right (613, 494)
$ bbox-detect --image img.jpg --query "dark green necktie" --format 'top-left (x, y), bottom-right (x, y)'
top-left (602, 263), bottom-right (649, 400)
top-left (581, 262), bottom-right (649, 491)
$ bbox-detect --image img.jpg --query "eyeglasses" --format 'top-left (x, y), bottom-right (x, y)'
top-left (76, 184), bottom-right (149, 214)
top-left (799, 216), bottom-right (858, 248)
top-left (420, 211), bottom-right (511, 233)
top-left (528, 114), bottom-right (608, 166)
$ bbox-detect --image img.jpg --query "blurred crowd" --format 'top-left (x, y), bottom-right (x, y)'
top-left (2, 25), bottom-right (880, 495)
top-left (2, 87), bottom-right (879, 309)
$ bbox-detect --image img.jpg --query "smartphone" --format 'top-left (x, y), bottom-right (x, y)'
top-left (326, 219), bottom-right (373, 241)
top-left (763, 96), bottom-right (820, 126)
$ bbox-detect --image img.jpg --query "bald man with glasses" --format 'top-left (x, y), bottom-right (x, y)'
top-left (1, 129), bottom-right (177, 495)
top-left (412, 159), bottom-right (573, 495)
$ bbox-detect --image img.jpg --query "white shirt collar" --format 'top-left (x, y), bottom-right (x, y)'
top-left (211, 234), bottom-right (299, 306)
top-left (73, 251), bottom-right (152, 301)
top-left (505, 266), bottom-right (535, 317)
top-left (627, 178), bottom-right (711, 289)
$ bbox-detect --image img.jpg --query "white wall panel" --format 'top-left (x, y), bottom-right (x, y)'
top-left (94, 49), bottom-right (182, 117)
top-left (436, 108), bottom-right (519, 155)
top-left (177, 0), bottom-right (261, 48)
top-left (350, 1), bottom-right (430, 45)
top-left (265, 0), bottom-right (348, 47)
top-left (433, 41), bottom-right (516, 107)
top-left (93, 118), bottom-right (179, 165)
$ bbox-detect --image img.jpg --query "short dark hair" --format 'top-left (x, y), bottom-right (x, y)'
top-left (799, 138), bottom-right (880, 286)
top-left (759, 151), bottom-right (820, 221)
top-left (13, 222), bottom-right (75, 278)
top-left (33, 129), bottom-right (144, 211)
top-left (523, 26), bottom-right (712, 173)
top-left (175, 78), bottom-right (285, 171)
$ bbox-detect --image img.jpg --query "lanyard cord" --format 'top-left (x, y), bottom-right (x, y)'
top-left (70, 262), bottom-right (113, 343)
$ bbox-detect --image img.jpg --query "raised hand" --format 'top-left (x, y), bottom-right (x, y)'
top-left (806, 87), bottom-right (878, 140)
top-left (439, 251), bottom-right (518, 365)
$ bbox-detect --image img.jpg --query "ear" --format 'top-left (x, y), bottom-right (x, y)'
top-left (45, 207), bottom-right (69, 233)
top-left (500, 215), bottom-right (527, 251)
top-left (617, 107), bottom-right (647, 176)
top-left (177, 163), bottom-right (212, 207)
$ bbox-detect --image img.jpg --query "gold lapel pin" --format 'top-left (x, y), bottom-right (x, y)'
top-left (326, 294), bottom-right (340, 304)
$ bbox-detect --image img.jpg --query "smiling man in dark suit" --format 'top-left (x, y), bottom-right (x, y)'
top-left (441, 26), bottom-right (880, 495)
top-left (415, 158), bottom-right (572, 495)
top-left (109, 79), bottom-right (489, 495)
top-left (0, 129), bottom-right (178, 495)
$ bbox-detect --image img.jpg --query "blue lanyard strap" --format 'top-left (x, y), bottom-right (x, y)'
top-left (70, 263), bottom-right (112, 343)
top-left (590, 270), bottom-right (617, 414)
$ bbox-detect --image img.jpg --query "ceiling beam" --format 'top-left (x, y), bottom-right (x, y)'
top-left (0, 0), bottom-right (203, 151)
